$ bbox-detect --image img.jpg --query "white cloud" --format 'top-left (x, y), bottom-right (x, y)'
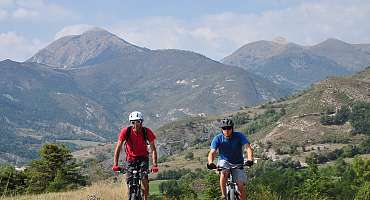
top-left (0, 0), bottom-right (77, 21)
top-left (2, 0), bottom-right (370, 62)
top-left (54, 24), bottom-right (95, 39)
top-left (111, 17), bottom-right (188, 50)
top-left (12, 7), bottom-right (38, 18)
top-left (0, 32), bottom-right (44, 61)
top-left (108, 0), bottom-right (370, 60)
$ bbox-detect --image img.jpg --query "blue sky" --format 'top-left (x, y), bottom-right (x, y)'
top-left (1, 0), bottom-right (370, 61)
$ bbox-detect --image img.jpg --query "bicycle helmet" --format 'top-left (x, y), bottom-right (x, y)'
top-left (219, 118), bottom-right (234, 128)
top-left (129, 111), bottom-right (144, 122)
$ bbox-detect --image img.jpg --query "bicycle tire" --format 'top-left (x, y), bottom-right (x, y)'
top-left (228, 187), bottom-right (235, 200)
top-left (129, 193), bottom-right (136, 200)
top-left (129, 186), bottom-right (138, 200)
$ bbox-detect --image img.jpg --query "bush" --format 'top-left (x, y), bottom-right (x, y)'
top-left (184, 152), bottom-right (194, 160)
top-left (0, 165), bottom-right (27, 196)
top-left (320, 106), bottom-right (350, 125)
top-left (231, 112), bottom-right (250, 127)
top-left (350, 101), bottom-right (370, 134)
top-left (25, 144), bottom-right (86, 193)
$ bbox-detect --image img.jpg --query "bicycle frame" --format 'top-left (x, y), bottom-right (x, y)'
top-left (226, 172), bottom-right (239, 200)
top-left (119, 166), bottom-right (149, 200)
top-left (218, 164), bottom-right (245, 200)
top-left (128, 168), bottom-right (145, 200)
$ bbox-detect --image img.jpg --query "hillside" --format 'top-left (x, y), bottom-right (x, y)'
top-left (222, 39), bottom-right (370, 91)
top-left (151, 66), bottom-right (370, 163)
top-left (0, 29), bottom-right (288, 164)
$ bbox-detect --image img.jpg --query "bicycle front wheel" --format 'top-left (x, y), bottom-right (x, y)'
top-left (129, 192), bottom-right (137, 200)
top-left (228, 187), bottom-right (235, 200)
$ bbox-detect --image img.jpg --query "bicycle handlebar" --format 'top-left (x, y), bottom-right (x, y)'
top-left (207, 161), bottom-right (253, 171)
top-left (113, 166), bottom-right (151, 175)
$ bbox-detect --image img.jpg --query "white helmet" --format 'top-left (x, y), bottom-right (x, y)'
top-left (129, 111), bottom-right (144, 122)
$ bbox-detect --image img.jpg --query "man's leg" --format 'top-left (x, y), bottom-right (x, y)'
top-left (140, 157), bottom-right (150, 200)
top-left (125, 169), bottom-right (134, 198)
top-left (218, 160), bottom-right (231, 199)
top-left (220, 171), bottom-right (229, 199)
top-left (142, 178), bottom-right (149, 200)
top-left (236, 181), bottom-right (246, 200)
top-left (232, 169), bottom-right (247, 200)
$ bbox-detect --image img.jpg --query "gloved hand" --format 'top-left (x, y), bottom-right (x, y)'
top-left (151, 165), bottom-right (159, 173)
top-left (244, 160), bottom-right (254, 167)
top-left (112, 165), bottom-right (121, 172)
top-left (207, 163), bottom-right (217, 169)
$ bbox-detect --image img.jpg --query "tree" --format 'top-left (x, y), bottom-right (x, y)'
top-left (204, 171), bottom-right (221, 200)
top-left (25, 143), bottom-right (86, 193)
top-left (350, 101), bottom-right (370, 134)
top-left (355, 182), bottom-right (370, 200)
top-left (178, 174), bottom-right (198, 199)
top-left (159, 180), bottom-right (182, 200)
top-left (0, 165), bottom-right (27, 196)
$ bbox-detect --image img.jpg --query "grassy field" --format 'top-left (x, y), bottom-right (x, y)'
top-left (150, 180), bottom-right (167, 195)
top-left (0, 181), bottom-right (128, 200)
top-left (0, 179), bottom-right (168, 200)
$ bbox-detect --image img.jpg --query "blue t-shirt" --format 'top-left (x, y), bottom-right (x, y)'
top-left (210, 131), bottom-right (250, 164)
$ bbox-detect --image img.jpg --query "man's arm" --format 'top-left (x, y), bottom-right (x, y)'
top-left (244, 143), bottom-right (253, 161)
top-left (113, 140), bottom-right (124, 166)
top-left (208, 149), bottom-right (217, 164)
top-left (149, 142), bottom-right (157, 166)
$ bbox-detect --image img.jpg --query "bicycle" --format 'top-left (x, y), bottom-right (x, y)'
top-left (115, 165), bottom-right (149, 200)
top-left (208, 162), bottom-right (250, 200)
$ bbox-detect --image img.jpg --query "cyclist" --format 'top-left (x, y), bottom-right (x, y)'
top-left (113, 111), bottom-right (159, 200)
top-left (207, 118), bottom-right (254, 200)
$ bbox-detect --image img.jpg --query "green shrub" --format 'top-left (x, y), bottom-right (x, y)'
top-left (350, 101), bottom-right (370, 134)
top-left (320, 106), bottom-right (350, 125)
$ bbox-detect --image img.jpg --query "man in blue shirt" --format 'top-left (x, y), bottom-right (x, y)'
top-left (207, 118), bottom-right (254, 200)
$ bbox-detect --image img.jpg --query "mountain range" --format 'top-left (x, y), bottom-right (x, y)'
top-left (0, 29), bottom-right (286, 164)
top-left (148, 66), bottom-right (370, 162)
top-left (222, 38), bottom-right (370, 90)
top-left (1, 28), bottom-right (370, 164)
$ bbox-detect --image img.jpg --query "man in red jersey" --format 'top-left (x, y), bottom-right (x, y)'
top-left (113, 111), bottom-right (158, 200)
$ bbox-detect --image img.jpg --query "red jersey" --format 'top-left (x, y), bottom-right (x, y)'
top-left (118, 126), bottom-right (156, 161)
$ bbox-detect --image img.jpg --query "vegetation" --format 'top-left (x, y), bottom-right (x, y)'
top-left (154, 156), bottom-right (370, 200)
top-left (0, 144), bottom-right (86, 196)
top-left (350, 101), bottom-right (370, 134)
top-left (305, 137), bottom-right (370, 164)
top-left (320, 101), bottom-right (370, 135)
top-left (320, 106), bottom-right (351, 125)
top-left (242, 108), bottom-right (285, 135)
top-left (0, 181), bottom-right (126, 200)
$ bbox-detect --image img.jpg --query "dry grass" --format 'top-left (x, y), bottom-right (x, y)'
top-left (1, 180), bottom-right (128, 200)
top-left (158, 147), bottom-right (209, 171)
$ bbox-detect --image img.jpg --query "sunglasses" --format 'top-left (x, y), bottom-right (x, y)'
top-left (221, 126), bottom-right (232, 130)
top-left (131, 120), bottom-right (142, 124)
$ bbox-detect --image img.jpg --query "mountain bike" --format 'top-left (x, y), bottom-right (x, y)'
top-left (116, 165), bottom-right (149, 200)
top-left (208, 162), bottom-right (249, 200)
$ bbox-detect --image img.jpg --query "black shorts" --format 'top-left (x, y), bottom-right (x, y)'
top-left (126, 156), bottom-right (149, 185)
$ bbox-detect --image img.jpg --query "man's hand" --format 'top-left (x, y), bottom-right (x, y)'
top-left (151, 165), bottom-right (159, 173)
top-left (244, 160), bottom-right (254, 167)
top-left (207, 163), bottom-right (217, 169)
top-left (112, 165), bottom-right (121, 172)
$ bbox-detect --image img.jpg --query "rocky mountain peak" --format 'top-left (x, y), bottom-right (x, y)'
top-left (314, 38), bottom-right (352, 49)
top-left (272, 36), bottom-right (288, 45)
top-left (27, 28), bottom-right (148, 69)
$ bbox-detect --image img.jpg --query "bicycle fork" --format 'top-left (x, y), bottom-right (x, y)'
top-left (226, 176), bottom-right (239, 200)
